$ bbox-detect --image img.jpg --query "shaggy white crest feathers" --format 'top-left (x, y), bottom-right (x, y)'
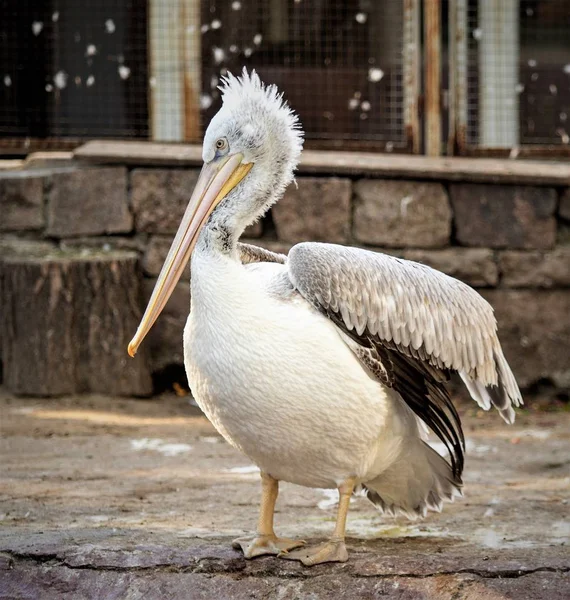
top-left (218, 68), bottom-right (304, 166)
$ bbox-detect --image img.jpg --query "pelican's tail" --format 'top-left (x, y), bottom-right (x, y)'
top-left (362, 439), bottom-right (463, 519)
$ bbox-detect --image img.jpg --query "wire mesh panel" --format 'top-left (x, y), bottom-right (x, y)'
top-left (458, 0), bottom-right (570, 152)
top-left (519, 0), bottom-right (570, 146)
top-left (0, 0), bottom-right (414, 151)
top-left (0, 0), bottom-right (148, 145)
top-left (3, 1), bottom-right (568, 155)
top-left (200, 0), bottom-right (410, 150)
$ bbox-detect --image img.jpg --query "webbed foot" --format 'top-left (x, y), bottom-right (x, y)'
top-left (279, 539), bottom-right (348, 566)
top-left (232, 534), bottom-right (305, 558)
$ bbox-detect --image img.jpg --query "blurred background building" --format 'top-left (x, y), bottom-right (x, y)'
top-left (1, 0), bottom-right (569, 157)
top-left (0, 1), bottom-right (569, 400)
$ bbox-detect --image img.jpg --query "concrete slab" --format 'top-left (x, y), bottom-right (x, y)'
top-left (0, 392), bottom-right (568, 599)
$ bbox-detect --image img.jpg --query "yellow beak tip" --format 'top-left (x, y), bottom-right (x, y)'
top-left (127, 342), bottom-right (137, 358)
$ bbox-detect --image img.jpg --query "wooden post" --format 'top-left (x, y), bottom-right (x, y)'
top-left (448, 0), bottom-right (468, 155)
top-left (404, 0), bottom-right (421, 154)
top-left (182, 0), bottom-right (201, 142)
top-left (424, 0), bottom-right (442, 156)
top-left (0, 246), bottom-right (152, 396)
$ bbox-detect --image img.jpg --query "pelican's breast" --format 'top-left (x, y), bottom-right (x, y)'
top-left (183, 252), bottom-right (398, 488)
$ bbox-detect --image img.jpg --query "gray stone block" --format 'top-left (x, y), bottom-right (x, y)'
top-left (450, 184), bottom-right (557, 249)
top-left (131, 169), bottom-right (200, 234)
top-left (353, 180), bottom-right (451, 248)
top-left (403, 248), bottom-right (498, 287)
top-left (499, 248), bottom-right (570, 288)
top-left (272, 177), bottom-right (351, 243)
top-left (559, 188), bottom-right (570, 221)
top-left (0, 171), bottom-right (45, 231)
top-left (46, 167), bottom-right (132, 237)
top-left (143, 235), bottom-right (191, 281)
top-left (482, 289), bottom-right (570, 388)
top-left (143, 236), bottom-right (173, 277)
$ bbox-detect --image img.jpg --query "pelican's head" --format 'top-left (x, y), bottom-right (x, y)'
top-left (128, 69), bottom-right (303, 357)
top-left (204, 69), bottom-right (303, 221)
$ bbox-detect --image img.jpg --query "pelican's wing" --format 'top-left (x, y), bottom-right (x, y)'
top-left (237, 242), bottom-right (287, 265)
top-left (288, 242), bottom-right (522, 473)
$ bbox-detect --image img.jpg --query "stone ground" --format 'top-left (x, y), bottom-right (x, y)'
top-left (0, 391), bottom-right (568, 599)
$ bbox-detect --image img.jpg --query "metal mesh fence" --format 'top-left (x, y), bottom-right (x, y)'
top-left (463, 0), bottom-right (570, 150)
top-left (1, 1), bottom-right (569, 154)
top-left (0, 0), bottom-right (149, 142)
top-left (200, 0), bottom-right (407, 149)
top-left (0, 0), bottom-right (409, 151)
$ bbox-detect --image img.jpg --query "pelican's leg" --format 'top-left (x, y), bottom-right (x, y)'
top-left (281, 477), bottom-right (356, 566)
top-left (232, 471), bottom-right (305, 558)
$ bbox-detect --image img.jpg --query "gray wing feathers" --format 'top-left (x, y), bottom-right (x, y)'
top-left (288, 242), bottom-right (522, 420)
top-left (237, 242), bottom-right (287, 265)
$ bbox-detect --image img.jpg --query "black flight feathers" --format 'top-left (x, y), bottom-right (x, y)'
top-left (325, 309), bottom-right (465, 483)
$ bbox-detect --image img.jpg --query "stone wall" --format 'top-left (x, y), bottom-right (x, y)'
top-left (1, 162), bottom-right (569, 396)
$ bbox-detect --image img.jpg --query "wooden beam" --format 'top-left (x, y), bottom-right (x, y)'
top-left (73, 141), bottom-right (570, 186)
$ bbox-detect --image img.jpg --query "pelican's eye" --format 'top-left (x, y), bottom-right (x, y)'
top-left (215, 137), bottom-right (228, 154)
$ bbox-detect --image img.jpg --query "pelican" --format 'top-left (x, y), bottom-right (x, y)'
top-left (128, 69), bottom-right (522, 566)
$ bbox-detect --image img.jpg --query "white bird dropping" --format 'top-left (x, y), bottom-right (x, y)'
top-left (118, 65), bottom-right (131, 80)
top-left (54, 71), bottom-right (68, 89)
top-left (212, 47), bottom-right (225, 65)
top-left (368, 68), bottom-right (384, 83)
top-left (200, 94), bottom-right (213, 110)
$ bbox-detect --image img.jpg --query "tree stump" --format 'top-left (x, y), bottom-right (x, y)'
top-left (0, 243), bottom-right (152, 396)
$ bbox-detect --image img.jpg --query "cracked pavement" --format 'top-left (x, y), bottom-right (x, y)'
top-left (0, 392), bottom-right (568, 599)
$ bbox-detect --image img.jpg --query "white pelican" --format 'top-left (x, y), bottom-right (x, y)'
top-left (128, 70), bottom-right (522, 566)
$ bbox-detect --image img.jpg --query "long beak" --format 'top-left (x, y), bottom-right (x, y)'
top-left (128, 153), bottom-right (252, 357)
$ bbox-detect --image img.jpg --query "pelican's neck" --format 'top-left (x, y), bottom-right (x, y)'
top-left (190, 222), bottom-right (249, 315)
top-left (195, 221), bottom-right (240, 261)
